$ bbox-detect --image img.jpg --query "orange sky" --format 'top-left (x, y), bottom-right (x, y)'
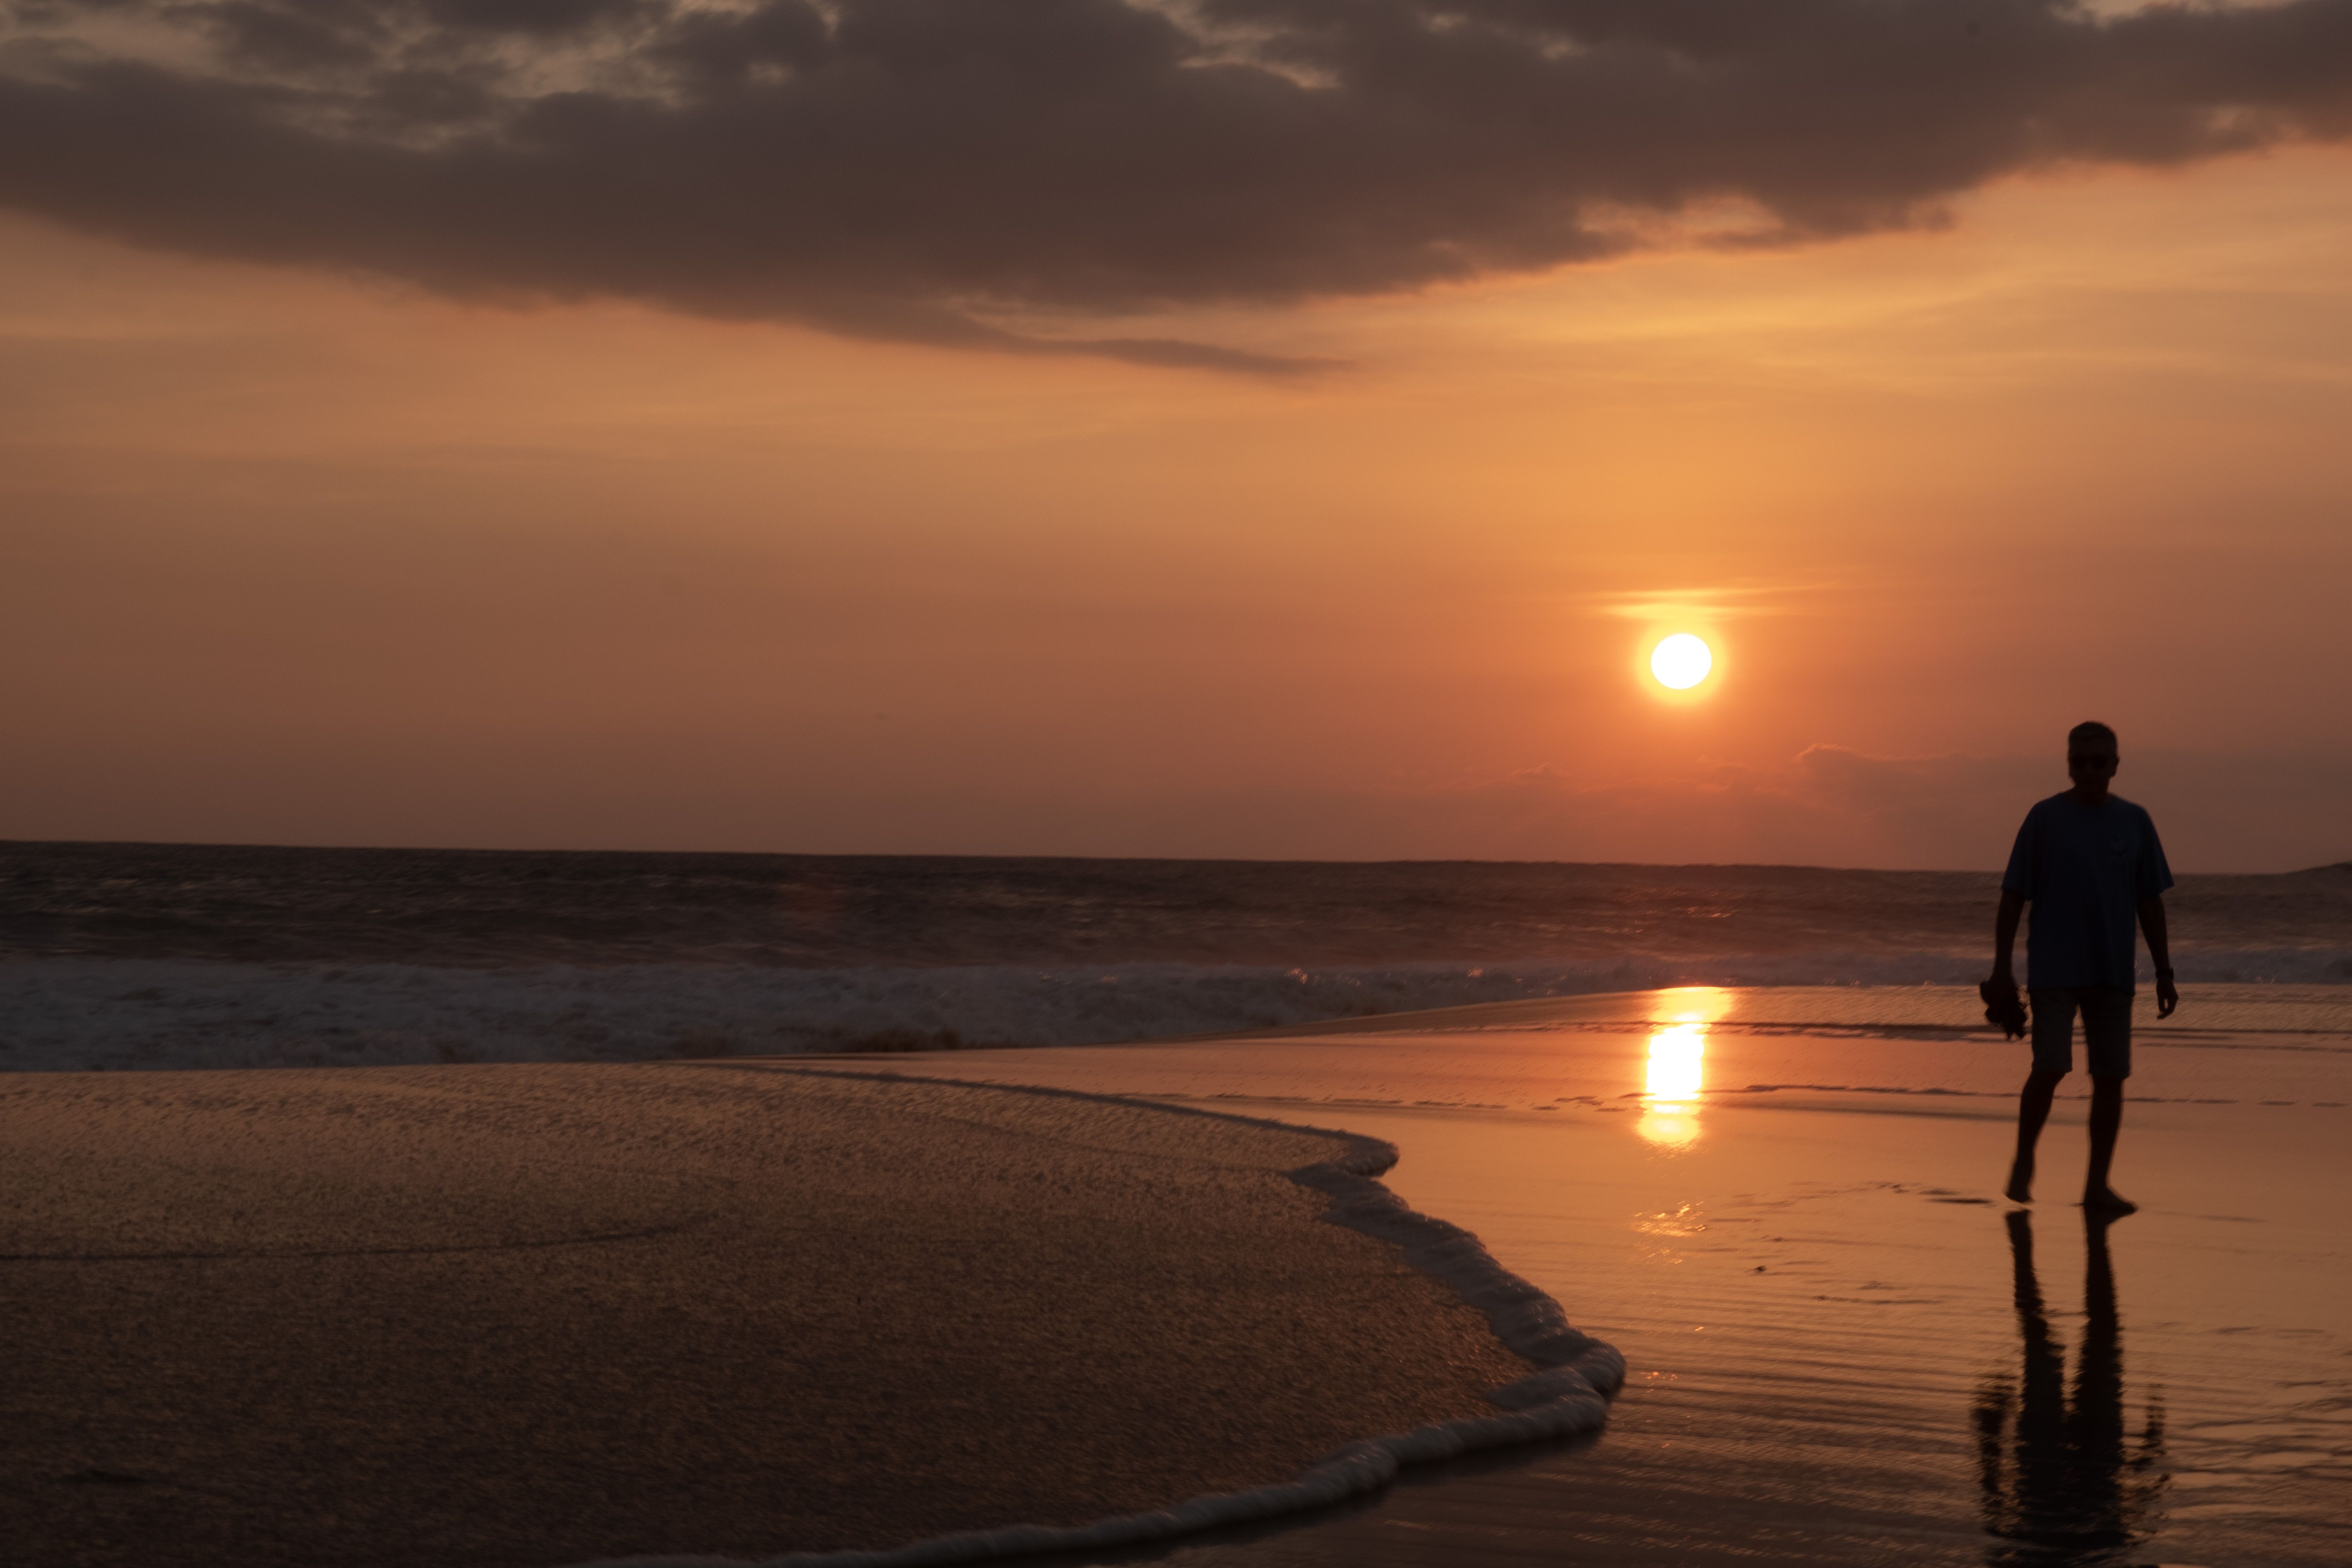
top-left (7, 140), bottom-right (2351, 870)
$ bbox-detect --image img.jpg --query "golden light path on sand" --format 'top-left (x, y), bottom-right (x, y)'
top-left (1637, 991), bottom-right (1719, 1148)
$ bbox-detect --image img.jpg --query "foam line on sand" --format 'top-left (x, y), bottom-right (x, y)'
top-left (576, 1067), bottom-right (1624, 1568)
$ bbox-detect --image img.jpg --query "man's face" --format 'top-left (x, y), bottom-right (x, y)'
top-left (2068, 739), bottom-right (2120, 794)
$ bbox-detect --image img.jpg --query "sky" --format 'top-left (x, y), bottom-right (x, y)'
top-left (5, 0), bottom-right (2352, 872)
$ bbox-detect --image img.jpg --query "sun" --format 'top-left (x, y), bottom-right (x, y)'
top-left (1650, 633), bottom-right (1713, 690)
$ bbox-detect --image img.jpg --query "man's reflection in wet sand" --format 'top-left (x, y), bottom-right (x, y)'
top-left (1975, 1210), bottom-right (2167, 1563)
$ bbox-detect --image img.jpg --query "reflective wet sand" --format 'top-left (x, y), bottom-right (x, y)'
top-left (882, 984), bottom-right (2352, 1567)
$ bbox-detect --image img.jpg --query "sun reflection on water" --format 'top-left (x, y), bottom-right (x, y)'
top-left (1645, 1024), bottom-right (1706, 1102)
top-left (1636, 989), bottom-right (1723, 1149)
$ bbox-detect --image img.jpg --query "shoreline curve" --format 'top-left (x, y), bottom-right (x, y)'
top-left (577, 1065), bottom-right (1624, 1568)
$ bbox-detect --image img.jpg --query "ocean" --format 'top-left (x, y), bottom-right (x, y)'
top-left (5, 840), bottom-right (2349, 1072)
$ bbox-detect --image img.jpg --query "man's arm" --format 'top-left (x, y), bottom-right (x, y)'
top-left (2139, 895), bottom-right (2178, 1018)
top-left (1991, 888), bottom-right (2025, 987)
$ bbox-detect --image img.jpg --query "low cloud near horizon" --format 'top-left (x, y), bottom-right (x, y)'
top-left (4, 0), bottom-right (2351, 366)
top-left (1176, 746), bottom-right (2352, 872)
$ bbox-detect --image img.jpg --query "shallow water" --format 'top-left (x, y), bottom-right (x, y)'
top-left (883, 985), bottom-right (2352, 1567)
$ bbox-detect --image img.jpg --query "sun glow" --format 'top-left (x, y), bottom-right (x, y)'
top-left (1650, 633), bottom-right (1712, 690)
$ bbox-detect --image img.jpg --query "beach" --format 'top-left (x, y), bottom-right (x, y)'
top-left (16, 0), bottom-right (2352, 1553)
top-left (12, 984), bottom-right (2346, 1565)
top-left (8, 844), bottom-right (2352, 1566)
top-left (2, 1064), bottom-right (1552, 1568)
top-left (904, 984), bottom-right (2352, 1566)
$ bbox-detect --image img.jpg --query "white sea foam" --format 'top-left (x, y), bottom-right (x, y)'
top-left (567, 1069), bottom-right (1622, 1568)
top-left (4, 949), bottom-right (2347, 1074)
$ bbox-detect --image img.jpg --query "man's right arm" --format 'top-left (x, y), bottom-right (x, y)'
top-left (1991, 888), bottom-right (2025, 987)
top-left (1994, 805), bottom-right (2036, 989)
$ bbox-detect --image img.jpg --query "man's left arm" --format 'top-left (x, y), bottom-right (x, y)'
top-left (2138, 896), bottom-right (2178, 1018)
top-left (2136, 809), bottom-right (2178, 1019)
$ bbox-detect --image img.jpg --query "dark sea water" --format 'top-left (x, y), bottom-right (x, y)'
top-left (4, 840), bottom-right (2348, 1071)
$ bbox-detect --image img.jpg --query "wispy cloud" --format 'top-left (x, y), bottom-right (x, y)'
top-left (1587, 582), bottom-right (1845, 622)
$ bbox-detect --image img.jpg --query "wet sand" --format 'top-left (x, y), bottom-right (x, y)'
top-left (897, 984), bottom-right (2352, 1567)
top-left (12, 983), bottom-right (2345, 1568)
top-left (0, 1063), bottom-right (1538, 1568)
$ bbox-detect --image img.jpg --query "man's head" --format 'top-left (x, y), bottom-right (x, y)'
top-left (2068, 721), bottom-right (2119, 800)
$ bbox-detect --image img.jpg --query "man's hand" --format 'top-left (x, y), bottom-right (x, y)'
top-left (1987, 888), bottom-right (2027, 1038)
top-left (2140, 896), bottom-right (2176, 1019)
top-left (1980, 974), bottom-right (2028, 1040)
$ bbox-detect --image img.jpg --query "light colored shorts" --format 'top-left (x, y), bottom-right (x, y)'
top-left (2029, 985), bottom-right (2132, 1078)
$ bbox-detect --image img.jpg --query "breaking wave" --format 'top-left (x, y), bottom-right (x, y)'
top-left (9, 947), bottom-right (2348, 1074)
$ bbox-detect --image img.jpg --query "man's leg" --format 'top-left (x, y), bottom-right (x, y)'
top-left (2081, 987), bottom-right (2136, 1215)
top-left (2007, 1069), bottom-right (2065, 1203)
top-left (2083, 1078), bottom-right (2134, 1214)
top-left (2011, 988), bottom-right (2078, 1203)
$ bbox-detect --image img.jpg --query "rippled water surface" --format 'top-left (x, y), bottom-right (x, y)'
top-left (9, 842), bottom-right (2350, 1069)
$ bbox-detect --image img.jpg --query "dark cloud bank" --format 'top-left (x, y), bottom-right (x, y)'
top-left (4, 0), bottom-right (2350, 368)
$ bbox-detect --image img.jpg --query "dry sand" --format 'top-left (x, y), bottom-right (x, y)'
top-left (0, 1062), bottom-right (1536, 1568)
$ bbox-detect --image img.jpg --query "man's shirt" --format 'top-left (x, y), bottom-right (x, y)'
top-left (2002, 791), bottom-right (2174, 991)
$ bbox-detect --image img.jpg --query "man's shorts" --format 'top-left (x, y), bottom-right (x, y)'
top-left (2028, 985), bottom-right (2133, 1078)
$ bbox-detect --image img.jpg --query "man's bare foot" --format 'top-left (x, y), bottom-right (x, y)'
top-left (2082, 1186), bottom-right (2138, 1216)
top-left (2005, 1162), bottom-right (2033, 1203)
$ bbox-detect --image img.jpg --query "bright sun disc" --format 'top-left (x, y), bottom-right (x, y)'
top-left (1650, 633), bottom-right (1712, 690)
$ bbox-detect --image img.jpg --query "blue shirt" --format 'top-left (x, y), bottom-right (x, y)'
top-left (2002, 792), bottom-right (2174, 991)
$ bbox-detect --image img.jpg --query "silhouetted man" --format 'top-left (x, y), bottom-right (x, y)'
top-left (1987, 722), bottom-right (2177, 1215)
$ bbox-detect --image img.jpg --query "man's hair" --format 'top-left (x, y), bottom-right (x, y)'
top-left (2069, 720), bottom-right (2118, 751)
